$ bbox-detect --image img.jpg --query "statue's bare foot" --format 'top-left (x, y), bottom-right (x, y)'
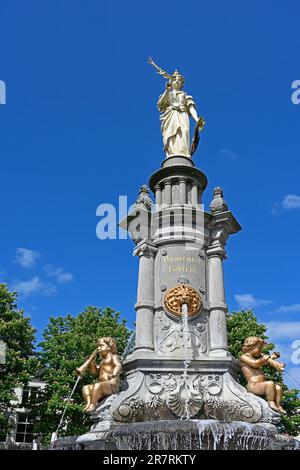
top-left (83, 404), bottom-right (90, 412)
top-left (85, 404), bottom-right (96, 413)
top-left (269, 401), bottom-right (280, 412)
top-left (278, 405), bottom-right (287, 414)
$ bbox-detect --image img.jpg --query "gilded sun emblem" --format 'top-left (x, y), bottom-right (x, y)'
top-left (164, 284), bottom-right (203, 318)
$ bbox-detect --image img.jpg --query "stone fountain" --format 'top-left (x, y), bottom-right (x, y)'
top-left (74, 153), bottom-right (285, 450)
top-left (53, 60), bottom-right (299, 451)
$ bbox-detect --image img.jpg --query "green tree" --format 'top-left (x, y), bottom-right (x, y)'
top-left (227, 309), bottom-right (300, 436)
top-left (34, 306), bottom-right (131, 443)
top-left (0, 283), bottom-right (38, 440)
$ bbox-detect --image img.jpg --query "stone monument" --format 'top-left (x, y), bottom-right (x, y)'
top-left (72, 60), bottom-right (299, 450)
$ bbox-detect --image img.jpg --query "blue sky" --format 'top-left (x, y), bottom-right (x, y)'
top-left (0, 1), bottom-right (300, 389)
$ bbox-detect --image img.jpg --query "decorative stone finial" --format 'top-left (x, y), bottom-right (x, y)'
top-left (135, 184), bottom-right (152, 210)
top-left (210, 187), bottom-right (228, 214)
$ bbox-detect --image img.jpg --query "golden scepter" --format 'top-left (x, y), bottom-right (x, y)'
top-left (147, 57), bottom-right (171, 80)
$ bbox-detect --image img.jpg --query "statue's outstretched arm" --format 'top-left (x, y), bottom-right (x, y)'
top-left (267, 357), bottom-right (285, 372)
top-left (240, 354), bottom-right (269, 369)
top-left (157, 89), bottom-right (169, 112)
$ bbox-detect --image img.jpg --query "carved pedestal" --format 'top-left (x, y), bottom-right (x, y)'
top-left (84, 359), bottom-right (279, 430)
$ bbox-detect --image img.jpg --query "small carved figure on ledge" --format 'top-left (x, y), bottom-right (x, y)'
top-left (135, 184), bottom-right (152, 211)
top-left (76, 337), bottom-right (122, 413)
top-left (210, 187), bottom-right (228, 214)
top-left (240, 336), bottom-right (286, 414)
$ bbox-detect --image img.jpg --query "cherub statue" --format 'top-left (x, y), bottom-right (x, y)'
top-left (148, 57), bottom-right (205, 158)
top-left (240, 336), bottom-right (286, 414)
top-left (76, 337), bottom-right (122, 413)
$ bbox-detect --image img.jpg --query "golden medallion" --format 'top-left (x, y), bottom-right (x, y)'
top-left (164, 284), bottom-right (202, 318)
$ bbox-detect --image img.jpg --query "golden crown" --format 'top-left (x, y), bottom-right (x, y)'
top-left (172, 69), bottom-right (184, 82)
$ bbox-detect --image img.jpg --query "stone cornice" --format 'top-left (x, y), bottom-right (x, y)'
top-left (149, 165), bottom-right (207, 193)
top-left (208, 211), bottom-right (242, 235)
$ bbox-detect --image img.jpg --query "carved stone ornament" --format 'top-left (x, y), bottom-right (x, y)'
top-left (135, 184), bottom-right (152, 210)
top-left (89, 370), bottom-right (281, 426)
top-left (164, 284), bottom-right (203, 318)
top-left (156, 310), bottom-right (208, 354)
top-left (210, 186), bottom-right (228, 214)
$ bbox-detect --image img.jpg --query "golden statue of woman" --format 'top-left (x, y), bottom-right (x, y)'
top-left (148, 57), bottom-right (205, 158)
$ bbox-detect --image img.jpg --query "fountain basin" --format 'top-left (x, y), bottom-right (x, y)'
top-left (51, 419), bottom-right (300, 450)
top-left (112, 420), bottom-right (300, 451)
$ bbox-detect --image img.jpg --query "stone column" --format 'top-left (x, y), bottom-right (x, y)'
top-left (164, 179), bottom-right (172, 205)
top-left (134, 241), bottom-right (157, 351)
top-left (154, 184), bottom-right (162, 208)
top-left (179, 177), bottom-right (187, 204)
top-left (191, 182), bottom-right (198, 206)
top-left (207, 242), bottom-right (228, 356)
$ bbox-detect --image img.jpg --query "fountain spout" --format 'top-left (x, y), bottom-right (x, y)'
top-left (181, 302), bottom-right (192, 420)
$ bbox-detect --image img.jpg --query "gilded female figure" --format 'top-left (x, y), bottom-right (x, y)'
top-left (149, 58), bottom-right (204, 158)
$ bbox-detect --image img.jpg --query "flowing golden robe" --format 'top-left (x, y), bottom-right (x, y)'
top-left (157, 89), bottom-right (195, 157)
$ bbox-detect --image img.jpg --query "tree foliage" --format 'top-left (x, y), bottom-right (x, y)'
top-left (33, 306), bottom-right (131, 442)
top-left (0, 283), bottom-right (38, 440)
top-left (227, 309), bottom-right (300, 436)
